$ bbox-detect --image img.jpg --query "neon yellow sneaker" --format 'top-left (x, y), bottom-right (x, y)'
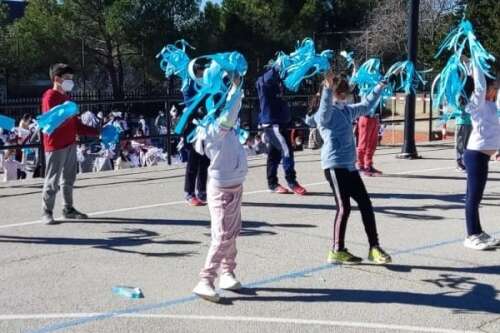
top-left (327, 249), bottom-right (362, 264)
top-left (368, 246), bottom-right (392, 264)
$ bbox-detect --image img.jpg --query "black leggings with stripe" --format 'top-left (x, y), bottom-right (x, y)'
top-left (324, 168), bottom-right (379, 251)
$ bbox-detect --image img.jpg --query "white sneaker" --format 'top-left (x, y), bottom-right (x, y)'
top-left (192, 280), bottom-right (220, 303)
top-left (464, 235), bottom-right (492, 250)
top-left (219, 273), bottom-right (242, 290)
top-left (42, 212), bottom-right (56, 225)
top-left (479, 232), bottom-right (500, 248)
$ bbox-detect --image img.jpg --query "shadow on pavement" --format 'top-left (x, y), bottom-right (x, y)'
top-left (0, 228), bottom-right (199, 258)
top-left (226, 273), bottom-right (500, 314)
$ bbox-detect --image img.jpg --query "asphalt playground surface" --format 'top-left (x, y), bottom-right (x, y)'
top-left (0, 143), bottom-right (499, 333)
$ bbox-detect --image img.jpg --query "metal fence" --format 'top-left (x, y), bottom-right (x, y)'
top-left (0, 91), bottom-right (445, 178)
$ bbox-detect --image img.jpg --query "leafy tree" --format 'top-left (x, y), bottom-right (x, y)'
top-left (4, 0), bottom-right (200, 98)
top-left (463, 0), bottom-right (500, 72)
top-left (3, 0), bottom-right (496, 98)
top-left (5, 0), bottom-right (69, 81)
top-left (0, 3), bottom-right (11, 71)
top-left (196, 0), bottom-right (375, 83)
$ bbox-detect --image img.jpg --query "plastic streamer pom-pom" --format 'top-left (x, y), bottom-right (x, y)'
top-left (435, 19), bottom-right (495, 79)
top-left (432, 54), bottom-right (469, 114)
top-left (432, 19), bottom-right (495, 119)
top-left (101, 123), bottom-right (122, 149)
top-left (271, 38), bottom-right (333, 92)
top-left (385, 60), bottom-right (427, 95)
top-left (349, 58), bottom-right (393, 113)
top-left (350, 58), bottom-right (383, 96)
top-left (37, 101), bottom-right (79, 135)
top-left (0, 115), bottom-right (15, 131)
top-left (156, 39), bottom-right (194, 92)
top-left (174, 51), bottom-right (248, 137)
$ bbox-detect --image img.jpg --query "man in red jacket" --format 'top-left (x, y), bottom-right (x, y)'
top-left (41, 64), bottom-right (99, 224)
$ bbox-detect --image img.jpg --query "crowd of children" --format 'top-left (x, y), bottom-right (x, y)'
top-left (0, 31), bottom-right (498, 304)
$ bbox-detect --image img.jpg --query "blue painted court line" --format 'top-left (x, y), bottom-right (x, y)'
top-left (27, 231), bottom-right (499, 333)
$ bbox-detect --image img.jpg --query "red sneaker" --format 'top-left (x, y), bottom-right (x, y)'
top-left (186, 196), bottom-right (204, 207)
top-left (291, 184), bottom-right (307, 196)
top-left (365, 166), bottom-right (383, 176)
top-left (270, 184), bottom-right (289, 194)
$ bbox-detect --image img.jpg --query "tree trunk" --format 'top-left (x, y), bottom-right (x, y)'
top-left (116, 44), bottom-right (125, 98)
top-left (104, 38), bottom-right (123, 100)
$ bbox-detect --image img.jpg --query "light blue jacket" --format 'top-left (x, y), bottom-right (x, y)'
top-left (306, 85), bottom-right (383, 171)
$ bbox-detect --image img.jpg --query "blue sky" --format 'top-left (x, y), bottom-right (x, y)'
top-left (201, 0), bottom-right (222, 8)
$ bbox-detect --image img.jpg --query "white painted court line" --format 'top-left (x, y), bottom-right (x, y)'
top-left (0, 313), bottom-right (479, 333)
top-left (0, 167), bottom-right (455, 230)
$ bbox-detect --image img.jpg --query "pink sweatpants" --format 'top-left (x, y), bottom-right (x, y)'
top-left (199, 182), bottom-right (243, 283)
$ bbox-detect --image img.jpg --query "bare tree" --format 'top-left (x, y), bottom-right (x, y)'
top-left (351, 0), bottom-right (458, 66)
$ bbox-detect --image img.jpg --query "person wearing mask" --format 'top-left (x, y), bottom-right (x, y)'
top-left (306, 71), bottom-right (392, 265)
top-left (41, 63), bottom-right (100, 225)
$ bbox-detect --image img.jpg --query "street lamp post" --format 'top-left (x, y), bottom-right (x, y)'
top-left (398, 0), bottom-right (420, 159)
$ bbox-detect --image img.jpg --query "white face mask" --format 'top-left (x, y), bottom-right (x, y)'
top-left (61, 80), bottom-right (75, 92)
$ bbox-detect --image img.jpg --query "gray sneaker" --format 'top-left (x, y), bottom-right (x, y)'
top-left (62, 207), bottom-right (88, 220)
top-left (42, 211), bottom-right (57, 225)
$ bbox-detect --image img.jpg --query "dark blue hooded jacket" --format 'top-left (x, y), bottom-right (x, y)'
top-left (256, 67), bottom-right (291, 126)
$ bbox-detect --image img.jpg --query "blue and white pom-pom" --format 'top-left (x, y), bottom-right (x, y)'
top-left (433, 19), bottom-right (496, 119)
top-left (174, 51), bottom-right (248, 136)
top-left (0, 115), bottom-right (15, 131)
top-left (270, 38), bottom-right (333, 92)
top-left (385, 60), bottom-right (427, 95)
top-left (156, 39), bottom-right (194, 92)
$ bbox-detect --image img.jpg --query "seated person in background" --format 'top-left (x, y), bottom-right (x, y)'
top-left (118, 141), bottom-right (141, 168)
top-left (93, 145), bottom-right (115, 172)
top-left (18, 114), bottom-right (33, 130)
top-left (131, 128), bottom-right (151, 146)
top-left (115, 145), bottom-right (134, 170)
top-left (131, 128), bottom-right (153, 166)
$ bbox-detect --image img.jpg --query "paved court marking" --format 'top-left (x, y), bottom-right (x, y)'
top-left (23, 230), bottom-right (500, 333)
top-left (3, 164), bottom-right (494, 333)
top-left (0, 314), bottom-right (480, 333)
top-left (0, 167), bottom-right (455, 230)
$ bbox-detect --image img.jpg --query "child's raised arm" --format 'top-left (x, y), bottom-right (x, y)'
top-left (348, 82), bottom-right (385, 120)
top-left (218, 76), bottom-right (243, 130)
top-left (465, 59), bottom-right (486, 114)
top-left (317, 71), bottom-right (336, 126)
